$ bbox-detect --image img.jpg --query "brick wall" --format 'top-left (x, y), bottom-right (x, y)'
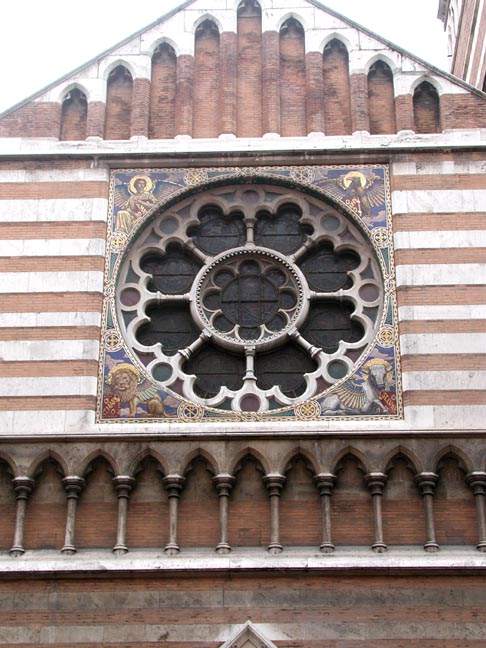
top-left (104, 66), bottom-right (133, 141)
top-left (3, 11), bottom-right (485, 140)
top-left (1, 572), bottom-right (486, 646)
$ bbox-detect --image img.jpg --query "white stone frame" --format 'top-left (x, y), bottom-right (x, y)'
top-left (219, 621), bottom-right (279, 648)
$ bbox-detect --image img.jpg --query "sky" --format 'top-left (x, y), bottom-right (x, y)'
top-left (0, 0), bottom-right (448, 114)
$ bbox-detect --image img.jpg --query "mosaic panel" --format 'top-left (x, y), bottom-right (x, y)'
top-left (97, 165), bottom-right (402, 424)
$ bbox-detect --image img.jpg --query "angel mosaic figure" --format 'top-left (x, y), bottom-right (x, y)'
top-left (114, 175), bottom-right (159, 233)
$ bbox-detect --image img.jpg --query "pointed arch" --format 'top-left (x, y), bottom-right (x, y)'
top-left (237, 0), bottom-right (263, 137)
top-left (25, 456), bottom-right (66, 551)
top-left (60, 87), bottom-right (87, 141)
top-left (323, 39), bottom-right (352, 136)
top-left (0, 452), bottom-right (18, 479)
top-left (145, 36), bottom-right (181, 58)
top-left (383, 446), bottom-right (421, 475)
top-left (27, 450), bottom-right (68, 479)
top-left (367, 60), bottom-right (396, 135)
top-left (279, 17), bottom-right (306, 137)
top-left (382, 450), bottom-right (424, 546)
top-left (228, 447), bottom-right (271, 476)
top-left (330, 446), bottom-right (371, 475)
top-left (104, 64), bottom-right (133, 140)
top-left (128, 448), bottom-right (169, 477)
top-left (149, 42), bottom-right (177, 139)
top-left (433, 445), bottom-right (474, 474)
top-left (278, 447), bottom-right (320, 476)
top-left (180, 448), bottom-right (220, 476)
top-left (434, 449), bottom-right (476, 546)
top-left (179, 453), bottom-right (219, 548)
top-left (76, 454), bottom-right (118, 550)
top-left (126, 453), bottom-right (168, 549)
top-left (280, 451), bottom-right (321, 547)
top-left (78, 449), bottom-right (120, 478)
top-left (193, 19), bottom-right (221, 138)
top-left (413, 80), bottom-right (440, 134)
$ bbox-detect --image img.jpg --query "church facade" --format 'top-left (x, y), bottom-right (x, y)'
top-left (0, 1), bottom-right (485, 645)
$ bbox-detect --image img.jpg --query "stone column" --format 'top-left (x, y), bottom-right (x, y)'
top-left (366, 472), bottom-right (388, 553)
top-left (10, 477), bottom-right (34, 557)
top-left (315, 473), bottom-right (336, 553)
top-left (213, 474), bottom-right (235, 554)
top-left (113, 476), bottom-right (136, 555)
top-left (61, 476), bottom-right (85, 555)
top-left (163, 475), bottom-right (185, 555)
top-left (467, 472), bottom-right (486, 552)
top-left (415, 472), bottom-right (439, 553)
top-left (263, 474), bottom-right (286, 554)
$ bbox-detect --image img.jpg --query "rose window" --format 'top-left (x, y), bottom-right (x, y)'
top-left (117, 185), bottom-right (383, 412)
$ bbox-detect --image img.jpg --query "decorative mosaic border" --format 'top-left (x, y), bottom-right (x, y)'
top-left (97, 165), bottom-right (402, 424)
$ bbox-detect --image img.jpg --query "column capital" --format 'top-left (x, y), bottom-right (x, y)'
top-left (213, 474), bottom-right (235, 495)
top-left (467, 472), bottom-right (486, 494)
top-left (415, 472), bottom-right (438, 495)
top-left (62, 476), bottom-right (85, 497)
top-left (12, 477), bottom-right (34, 499)
top-left (263, 473), bottom-right (286, 496)
top-left (366, 472), bottom-right (388, 495)
top-left (314, 473), bottom-right (337, 496)
top-left (163, 474), bottom-right (185, 497)
top-left (113, 475), bottom-right (136, 497)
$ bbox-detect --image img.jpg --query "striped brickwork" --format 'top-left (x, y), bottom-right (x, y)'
top-left (0, 164), bottom-right (107, 433)
top-left (0, 155), bottom-right (485, 435)
top-left (391, 155), bottom-right (486, 430)
top-left (0, 572), bottom-right (486, 647)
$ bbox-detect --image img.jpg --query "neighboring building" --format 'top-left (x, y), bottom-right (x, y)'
top-left (0, 0), bottom-right (486, 645)
top-left (438, 0), bottom-right (486, 89)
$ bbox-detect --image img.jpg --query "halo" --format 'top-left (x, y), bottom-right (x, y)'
top-left (107, 362), bottom-right (141, 385)
top-left (128, 175), bottom-right (154, 195)
top-left (343, 171), bottom-right (367, 189)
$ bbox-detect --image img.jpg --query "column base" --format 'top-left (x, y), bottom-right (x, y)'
top-left (215, 543), bottom-right (231, 555)
top-left (164, 543), bottom-right (180, 556)
top-left (319, 543), bottom-right (335, 554)
top-left (372, 542), bottom-right (388, 554)
top-left (424, 542), bottom-right (440, 553)
top-left (9, 546), bottom-right (24, 557)
top-left (477, 541), bottom-right (486, 552)
top-left (267, 543), bottom-right (283, 555)
top-left (113, 545), bottom-right (128, 556)
top-left (61, 545), bottom-right (76, 555)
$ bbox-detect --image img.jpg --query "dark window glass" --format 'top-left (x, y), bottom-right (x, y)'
top-left (299, 243), bottom-right (360, 292)
top-left (184, 344), bottom-right (246, 398)
top-left (255, 204), bottom-right (312, 253)
top-left (188, 207), bottom-right (246, 255)
top-left (140, 246), bottom-right (201, 294)
top-left (255, 343), bottom-right (317, 397)
top-left (301, 301), bottom-right (364, 353)
top-left (136, 304), bottom-right (199, 354)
